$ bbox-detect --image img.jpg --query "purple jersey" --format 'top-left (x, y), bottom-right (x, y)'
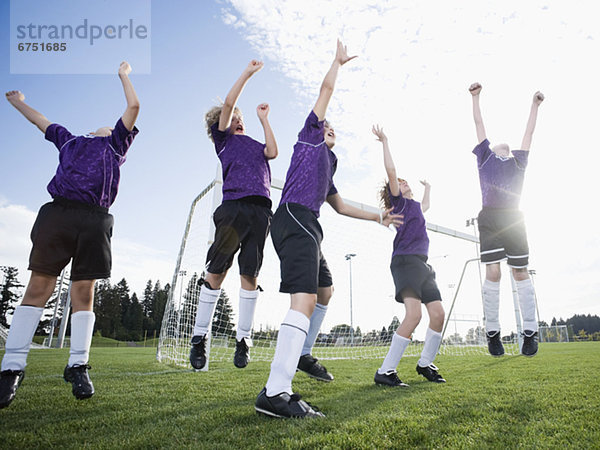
top-left (210, 123), bottom-right (271, 202)
top-left (473, 139), bottom-right (529, 209)
top-left (390, 191), bottom-right (429, 257)
top-left (280, 111), bottom-right (338, 217)
top-left (45, 118), bottom-right (138, 208)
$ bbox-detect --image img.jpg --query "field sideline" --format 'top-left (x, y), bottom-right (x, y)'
top-left (1, 342), bottom-right (599, 448)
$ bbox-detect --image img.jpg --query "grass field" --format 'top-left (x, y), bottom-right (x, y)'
top-left (1, 342), bottom-right (599, 449)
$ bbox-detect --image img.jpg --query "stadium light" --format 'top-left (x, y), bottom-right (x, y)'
top-left (345, 253), bottom-right (356, 345)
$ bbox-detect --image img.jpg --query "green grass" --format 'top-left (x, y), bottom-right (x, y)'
top-left (1, 342), bottom-right (599, 449)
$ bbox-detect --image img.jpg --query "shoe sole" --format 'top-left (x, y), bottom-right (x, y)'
top-left (255, 406), bottom-right (286, 418)
top-left (375, 382), bottom-right (409, 387)
top-left (296, 368), bottom-right (333, 382)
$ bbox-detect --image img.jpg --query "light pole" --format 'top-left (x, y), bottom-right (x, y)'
top-left (345, 253), bottom-right (356, 345)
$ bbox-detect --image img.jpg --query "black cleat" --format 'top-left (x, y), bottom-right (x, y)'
top-left (63, 364), bottom-right (94, 400)
top-left (374, 369), bottom-right (409, 387)
top-left (234, 337), bottom-right (250, 369)
top-left (0, 370), bottom-right (25, 409)
top-left (255, 387), bottom-right (325, 418)
top-left (486, 330), bottom-right (505, 357)
top-left (521, 330), bottom-right (539, 357)
top-left (297, 354), bottom-right (334, 382)
top-left (190, 335), bottom-right (207, 370)
top-left (416, 364), bottom-right (446, 383)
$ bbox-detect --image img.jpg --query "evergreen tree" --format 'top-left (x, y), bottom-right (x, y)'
top-left (151, 281), bottom-right (170, 334)
top-left (212, 289), bottom-right (234, 337)
top-left (123, 292), bottom-right (144, 341)
top-left (0, 266), bottom-right (24, 328)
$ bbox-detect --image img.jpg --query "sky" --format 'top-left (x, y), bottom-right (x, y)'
top-left (1, 0), bottom-right (599, 337)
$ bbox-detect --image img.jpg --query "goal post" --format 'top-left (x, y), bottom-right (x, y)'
top-left (157, 174), bottom-right (537, 367)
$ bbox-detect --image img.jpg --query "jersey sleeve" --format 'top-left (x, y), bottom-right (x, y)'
top-left (210, 122), bottom-right (229, 154)
top-left (327, 183), bottom-right (338, 197)
top-left (511, 150), bottom-right (530, 170)
top-left (109, 118), bottom-right (139, 157)
top-left (472, 139), bottom-right (493, 168)
top-left (44, 124), bottom-right (75, 151)
top-left (297, 110), bottom-right (325, 145)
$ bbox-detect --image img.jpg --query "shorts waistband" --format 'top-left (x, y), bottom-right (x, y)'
top-left (52, 196), bottom-right (109, 214)
top-left (279, 202), bottom-right (318, 218)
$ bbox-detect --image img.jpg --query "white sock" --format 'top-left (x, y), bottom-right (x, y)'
top-left (236, 287), bottom-right (258, 341)
top-left (265, 309), bottom-right (309, 396)
top-left (301, 303), bottom-right (327, 356)
top-left (192, 284), bottom-right (221, 336)
top-left (482, 279), bottom-right (501, 333)
top-left (418, 328), bottom-right (443, 367)
top-left (378, 333), bottom-right (410, 374)
top-left (1, 305), bottom-right (44, 371)
top-left (68, 311), bottom-right (95, 367)
top-left (516, 279), bottom-right (538, 332)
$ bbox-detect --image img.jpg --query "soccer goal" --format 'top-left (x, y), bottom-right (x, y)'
top-left (157, 172), bottom-right (526, 368)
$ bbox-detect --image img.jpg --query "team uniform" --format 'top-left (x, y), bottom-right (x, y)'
top-left (375, 188), bottom-right (445, 386)
top-left (473, 139), bottom-right (538, 352)
top-left (473, 139), bottom-right (529, 268)
top-left (189, 122), bottom-right (272, 370)
top-left (256, 111), bottom-right (337, 417)
top-left (0, 119), bottom-right (138, 407)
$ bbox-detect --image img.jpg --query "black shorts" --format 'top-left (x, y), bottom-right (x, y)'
top-left (28, 197), bottom-right (114, 281)
top-left (206, 200), bottom-right (273, 277)
top-left (270, 202), bottom-right (333, 294)
top-left (390, 254), bottom-right (441, 304)
top-left (478, 208), bottom-right (529, 268)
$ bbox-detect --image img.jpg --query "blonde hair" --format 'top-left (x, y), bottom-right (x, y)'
top-left (204, 105), bottom-right (243, 142)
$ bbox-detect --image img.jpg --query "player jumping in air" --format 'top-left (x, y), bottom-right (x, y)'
top-left (372, 124), bottom-right (447, 387)
top-left (189, 60), bottom-right (278, 371)
top-left (254, 40), bottom-right (402, 418)
top-left (469, 82), bottom-right (544, 357)
top-left (0, 61), bottom-right (140, 408)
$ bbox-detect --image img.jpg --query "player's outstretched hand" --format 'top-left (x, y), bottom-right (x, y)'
top-left (118, 61), bottom-right (132, 77)
top-left (245, 60), bottom-right (264, 76)
top-left (257, 103), bottom-right (270, 119)
top-left (372, 124), bottom-right (388, 143)
top-left (335, 39), bottom-right (358, 66)
top-left (5, 90), bottom-right (25, 103)
top-left (469, 82), bottom-right (482, 96)
top-left (419, 180), bottom-right (431, 189)
top-left (382, 208), bottom-right (404, 228)
top-left (533, 91), bottom-right (545, 106)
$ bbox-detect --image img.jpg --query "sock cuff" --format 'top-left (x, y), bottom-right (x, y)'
top-left (483, 279), bottom-right (500, 290)
top-left (394, 333), bottom-right (410, 344)
top-left (515, 278), bottom-right (533, 288)
top-left (200, 284), bottom-right (220, 301)
top-left (16, 305), bottom-right (44, 314)
top-left (239, 287), bottom-right (259, 299)
top-left (426, 328), bottom-right (442, 338)
top-left (71, 310), bottom-right (95, 319)
top-left (282, 309), bottom-right (310, 332)
top-left (314, 303), bottom-right (328, 312)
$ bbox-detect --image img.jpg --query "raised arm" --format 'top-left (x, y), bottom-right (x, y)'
top-left (420, 180), bottom-right (431, 213)
top-left (372, 125), bottom-right (400, 197)
top-left (313, 39), bottom-right (357, 120)
top-left (326, 193), bottom-right (403, 227)
top-left (469, 82), bottom-right (487, 143)
top-left (5, 91), bottom-right (51, 133)
top-left (118, 61), bottom-right (140, 131)
top-left (219, 60), bottom-right (263, 131)
top-left (520, 91), bottom-right (544, 151)
top-left (257, 103), bottom-right (278, 160)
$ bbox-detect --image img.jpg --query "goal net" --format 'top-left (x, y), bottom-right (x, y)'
top-left (157, 175), bottom-right (539, 368)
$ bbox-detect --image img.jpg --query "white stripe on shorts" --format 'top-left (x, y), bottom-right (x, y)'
top-left (285, 203), bottom-right (318, 247)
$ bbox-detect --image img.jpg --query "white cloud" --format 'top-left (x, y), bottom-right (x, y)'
top-left (220, 0), bottom-right (600, 325)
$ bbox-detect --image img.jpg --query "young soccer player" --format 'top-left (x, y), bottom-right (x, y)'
top-left (469, 82), bottom-right (544, 357)
top-left (372, 125), bottom-right (446, 388)
top-left (254, 40), bottom-right (402, 418)
top-left (0, 61), bottom-right (140, 409)
top-left (189, 60), bottom-right (278, 371)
